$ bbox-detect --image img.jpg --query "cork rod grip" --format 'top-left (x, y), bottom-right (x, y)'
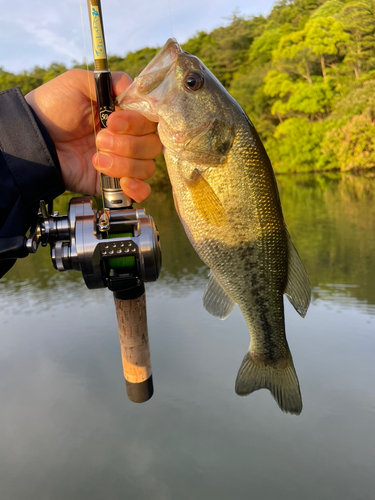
top-left (114, 292), bottom-right (154, 402)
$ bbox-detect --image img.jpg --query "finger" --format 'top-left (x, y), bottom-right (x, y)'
top-left (112, 72), bottom-right (133, 96)
top-left (120, 177), bottom-right (152, 203)
top-left (93, 152), bottom-right (156, 180)
top-left (107, 109), bottom-right (158, 135)
top-left (96, 129), bottom-right (162, 159)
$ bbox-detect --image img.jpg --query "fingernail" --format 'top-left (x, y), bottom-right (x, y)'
top-left (121, 177), bottom-right (138, 190)
top-left (97, 131), bottom-right (114, 150)
top-left (95, 152), bottom-right (112, 169)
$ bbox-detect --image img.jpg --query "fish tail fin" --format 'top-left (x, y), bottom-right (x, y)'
top-left (235, 352), bottom-right (302, 415)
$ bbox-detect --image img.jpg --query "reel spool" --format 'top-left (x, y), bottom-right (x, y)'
top-left (49, 197), bottom-right (161, 290)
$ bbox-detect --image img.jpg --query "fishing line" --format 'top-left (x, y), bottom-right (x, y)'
top-left (79, 0), bottom-right (106, 303)
top-left (79, 0), bottom-right (99, 157)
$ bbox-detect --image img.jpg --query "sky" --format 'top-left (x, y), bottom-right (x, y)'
top-left (0, 0), bottom-right (275, 73)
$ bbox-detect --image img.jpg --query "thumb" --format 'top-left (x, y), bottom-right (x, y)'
top-left (58, 69), bottom-right (132, 102)
top-left (112, 72), bottom-right (133, 96)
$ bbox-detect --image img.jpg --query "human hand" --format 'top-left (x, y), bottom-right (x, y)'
top-left (25, 69), bottom-right (162, 202)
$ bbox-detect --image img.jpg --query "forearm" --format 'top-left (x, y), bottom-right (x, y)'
top-left (0, 87), bottom-right (65, 277)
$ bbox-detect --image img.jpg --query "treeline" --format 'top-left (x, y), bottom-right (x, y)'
top-left (2, 0), bottom-right (375, 173)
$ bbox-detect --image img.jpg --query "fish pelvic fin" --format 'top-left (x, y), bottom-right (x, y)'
top-left (284, 228), bottom-right (311, 318)
top-left (235, 352), bottom-right (302, 416)
top-left (203, 271), bottom-right (236, 320)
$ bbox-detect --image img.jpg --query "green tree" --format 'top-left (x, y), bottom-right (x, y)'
top-left (323, 114), bottom-right (375, 170)
top-left (184, 14), bottom-right (266, 87)
top-left (273, 16), bottom-right (348, 83)
top-left (270, 0), bottom-right (324, 26)
top-left (264, 71), bottom-right (334, 121)
top-left (3, 1), bottom-right (375, 176)
top-left (266, 117), bottom-right (332, 172)
top-left (304, 17), bottom-right (349, 81)
top-left (274, 28), bottom-right (315, 84)
top-left (248, 23), bottom-right (291, 66)
top-left (39, 63), bottom-right (68, 83)
top-left (310, 0), bottom-right (345, 18)
top-left (110, 47), bottom-right (159, 79)
top-left (0, 68), bottom-right (43, 94)
top-left (339, 0), bottom-right (375, 79)
top-left (230, 67), bottom-right (276, 139)
top-left (264, 70), bottom-right (295, 120)
top-left (182, 31), bottom-right (217, 67)
top-left (329, 80), bottom-right (375, 122)
top-left (287, 79), bottom-right (334, 116)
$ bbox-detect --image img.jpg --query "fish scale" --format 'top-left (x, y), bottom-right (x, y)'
top-left (117, 38), bottom-right (311, 415)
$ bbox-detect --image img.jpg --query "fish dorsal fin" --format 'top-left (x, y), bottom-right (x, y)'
top-left (186, 169), bottom-right (226, 227)
top-left (203, 271), bottom-right (236, 319)
top-left (284, 228), bottom-right (311, 318)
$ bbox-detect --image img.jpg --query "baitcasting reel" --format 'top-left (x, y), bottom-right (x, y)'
top-left (0, 195), bottom-right (161, 403)
top-left (26, 197), bottom-right (161, 291)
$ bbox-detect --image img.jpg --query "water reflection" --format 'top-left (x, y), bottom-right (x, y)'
top-left (1, 174), bottom-right (375, 500)
top-left (313, 283), bottom-right (375, 316)
top-left (2, 173), bottom-right (375, 310)
top-left (276, 173), bottom-right (375, 309)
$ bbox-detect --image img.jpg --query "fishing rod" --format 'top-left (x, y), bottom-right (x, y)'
top-left (86, 0), bottom-right (159, 402)
top-left (0, 0), bottom-right (161, 404)
top-left (87, 0), bottom-right (132, 211)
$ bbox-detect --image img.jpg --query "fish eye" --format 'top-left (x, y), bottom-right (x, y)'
top-left (184, 72), bottom-right (204, 91)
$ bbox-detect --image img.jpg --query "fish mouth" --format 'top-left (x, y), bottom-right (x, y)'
top-left (116, 38), bottom-right (182, 118)
top-left (135, 38), bottom-right (182, 94)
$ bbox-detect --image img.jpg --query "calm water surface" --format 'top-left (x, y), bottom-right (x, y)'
top-left (0, 174), bottom-right (374, 499)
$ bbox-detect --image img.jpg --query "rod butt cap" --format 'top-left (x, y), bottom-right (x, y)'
top-left (125, 375), bottom-right (154, 403)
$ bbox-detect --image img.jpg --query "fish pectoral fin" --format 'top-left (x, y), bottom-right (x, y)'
top-left (186, 169), bottom-right (226, 227)
top-left (203, 271), bottom-right (236, 319)
top-left (235, 352), bottom-right (302, 416)
top-left (284, 228), bottom-right (311, 318)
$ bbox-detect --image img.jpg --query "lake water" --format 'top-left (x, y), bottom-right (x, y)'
top-left (1, 174), bottom-right (374, 500)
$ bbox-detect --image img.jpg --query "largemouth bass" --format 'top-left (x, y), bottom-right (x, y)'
top-left (117, 39), bottom-right (311, 415)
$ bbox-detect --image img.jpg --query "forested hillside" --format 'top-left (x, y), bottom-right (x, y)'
top-left (2, 0), bottom-right (375, 174)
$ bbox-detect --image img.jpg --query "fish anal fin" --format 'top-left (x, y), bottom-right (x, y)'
top-left (203, 271), bottom-right (236, 320)
top-left (235, 351), bottom-right (302, 416)
top-left (284, 229), bottom-right (311, 318)
top-left (187, 169), bottom-right (226, 227)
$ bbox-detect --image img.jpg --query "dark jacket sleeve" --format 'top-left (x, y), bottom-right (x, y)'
top-left (0, 87), bottom-right (65, 277)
